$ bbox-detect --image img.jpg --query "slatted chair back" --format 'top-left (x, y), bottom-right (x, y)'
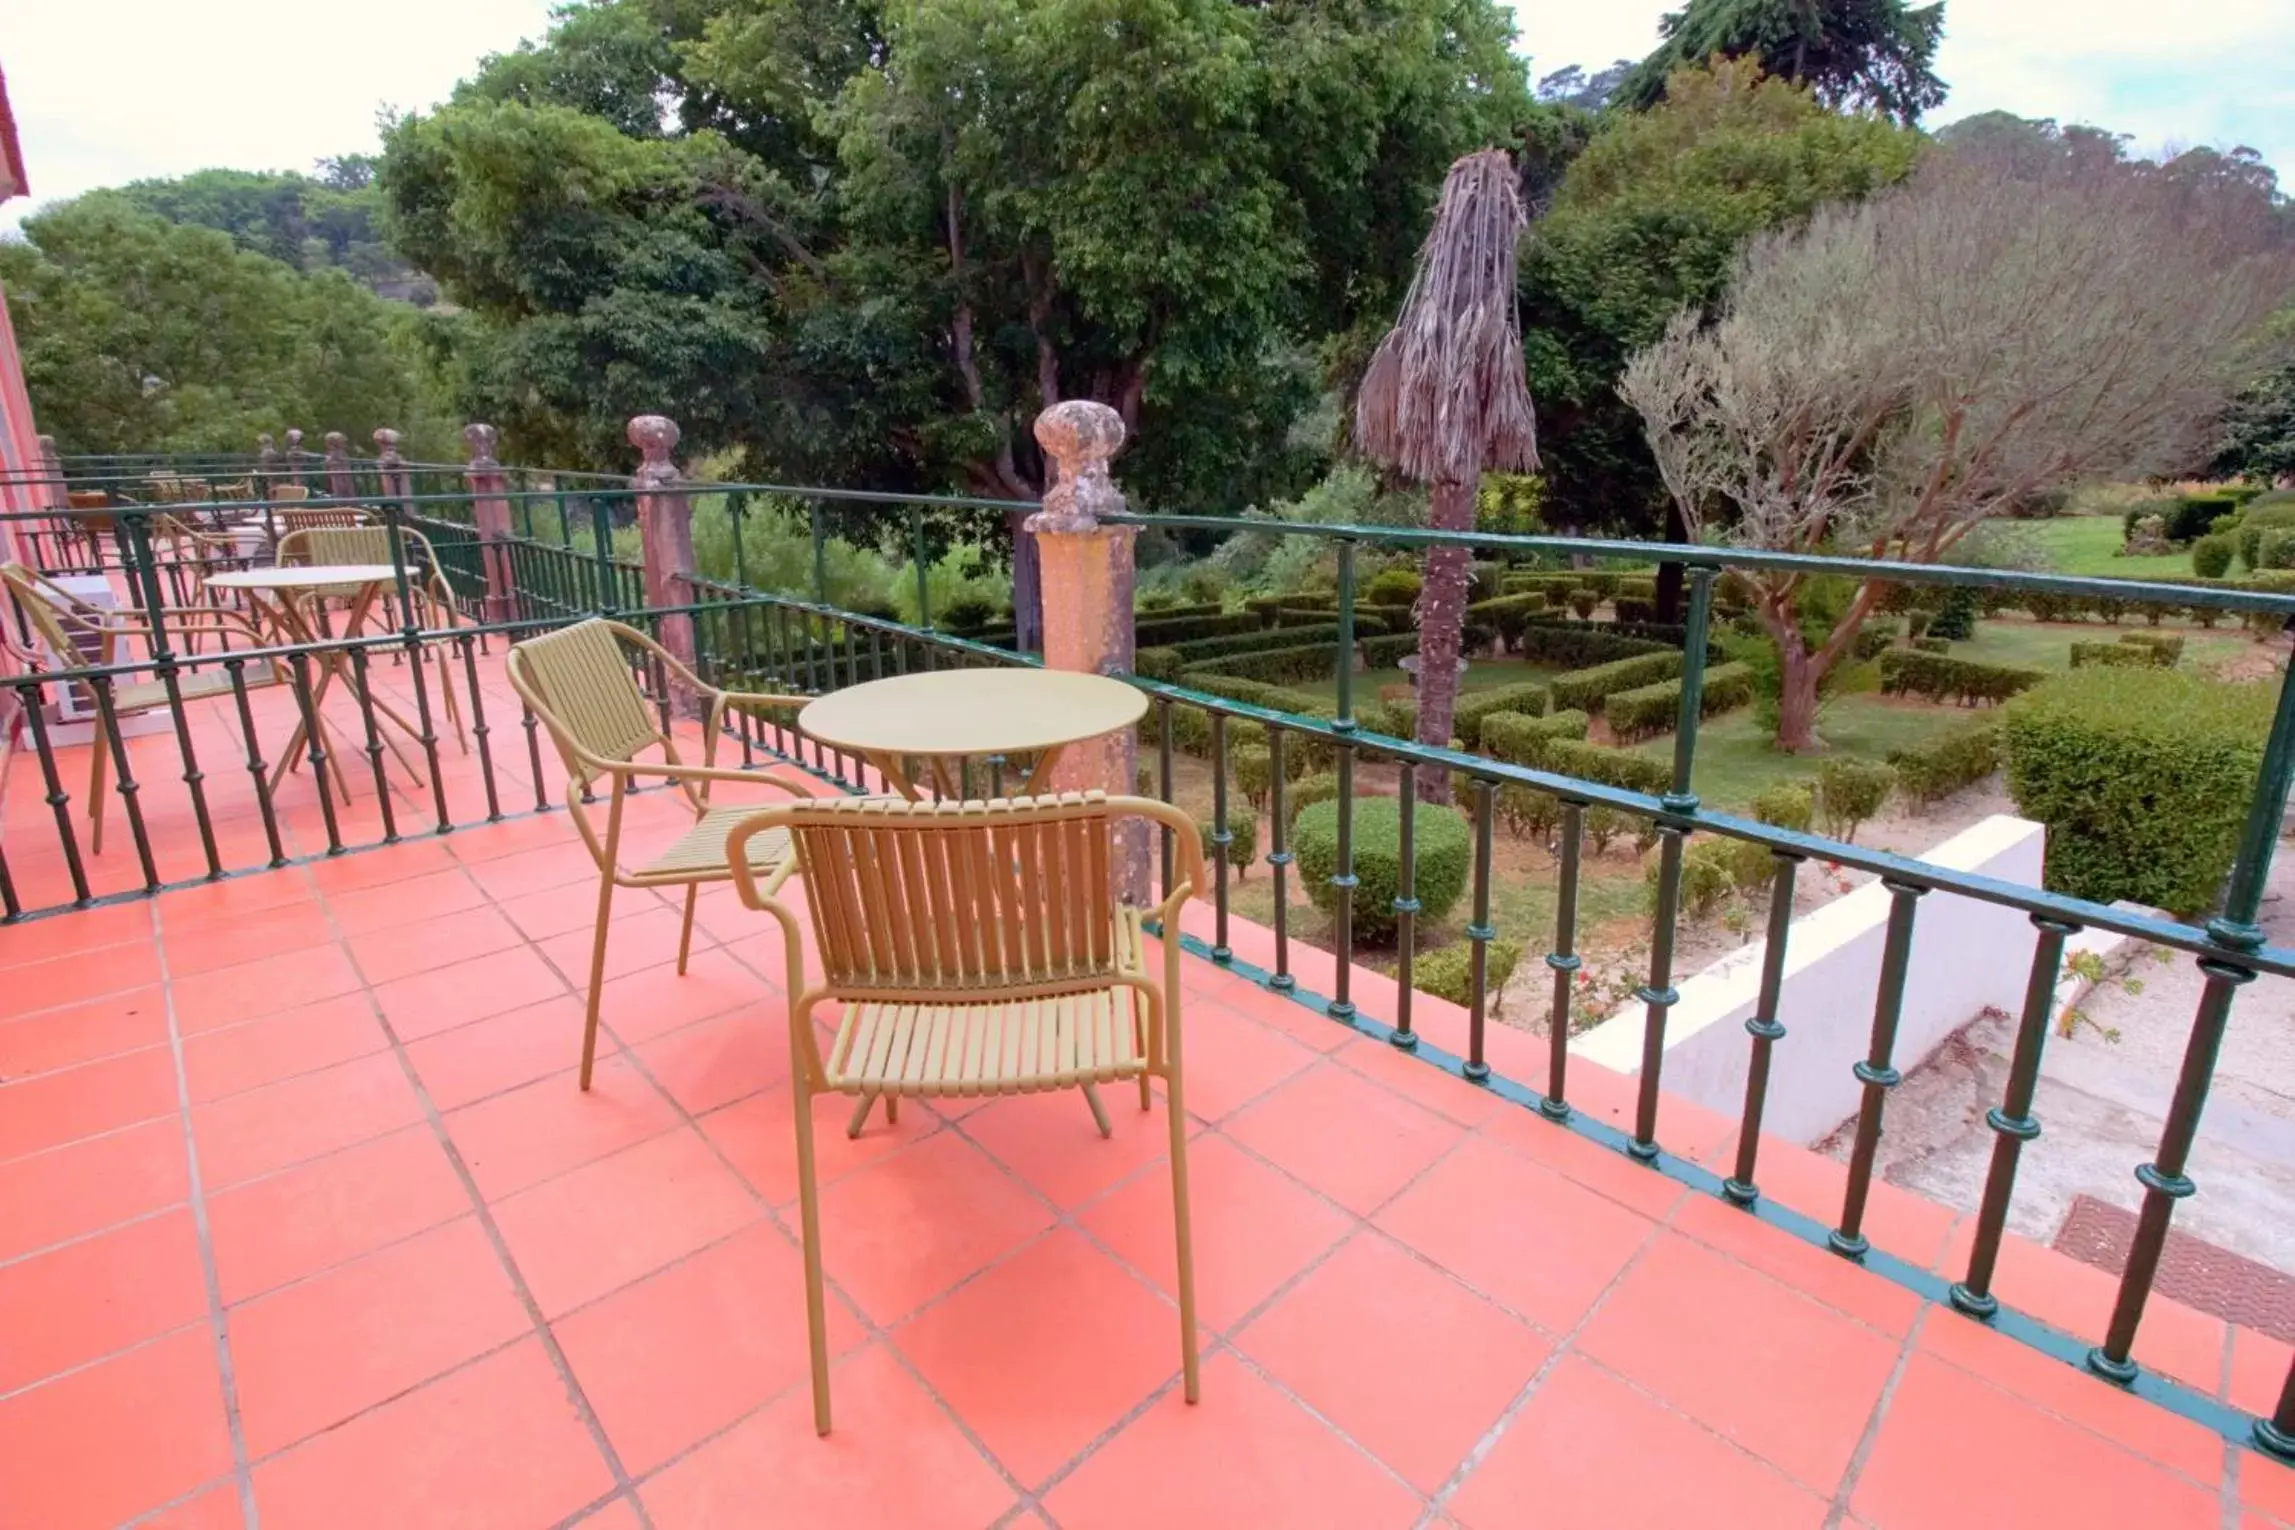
top-left (0, 562), bottom-right (84, 662)
top-left (271, 484), bottom-right (313, 503)
top-left (508, 618), bottom-right (663, 783)
top-left (276, 505), bottom-right (367, 535)
top-left (784, 794), bottom-right (1124, 1000)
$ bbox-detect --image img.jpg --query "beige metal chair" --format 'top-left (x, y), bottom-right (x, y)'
top-left (727, 791), bottom-right (1206, 1434)
top-left (1, 562), bottom-right (295, 851)
top-left (507, 617), bottom-right (817, 1089)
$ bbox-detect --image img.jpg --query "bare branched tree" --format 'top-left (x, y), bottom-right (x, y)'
top-left (1358, 148), bottom-right (1540, 797)
top-left (1624, 143), bottom-right (2295, 751)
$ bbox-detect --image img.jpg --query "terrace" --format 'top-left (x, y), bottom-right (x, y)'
top-left (2, 428), bottom-right (2294, 1530)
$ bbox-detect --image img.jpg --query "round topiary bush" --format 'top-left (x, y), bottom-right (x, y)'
top-left (1365, 568), bottom-right (1423, 607)
top-left (1292, 795), bottom-right (1471, 943)
top-left (1928, 585), bottom-right (1978, 641)
top-left (2192, 532), bottom-right (2236, 579)
top-left (1816, 757), bottom-right (1895, 843)
top-left (1200, 811), bottom-right (1259, 879)
top-left (2005, 668), bottom-right (2272, 915)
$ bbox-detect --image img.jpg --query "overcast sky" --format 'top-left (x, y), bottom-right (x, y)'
top-left (5, 0), bottom-right (2292, 234)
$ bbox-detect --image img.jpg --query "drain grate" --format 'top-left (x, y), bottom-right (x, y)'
top-left (2053, 1193), bottom-right (2295, 1344)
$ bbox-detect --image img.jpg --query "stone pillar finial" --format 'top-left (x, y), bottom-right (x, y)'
top-left (629, 415), bottom-right (681, 491)
top-left (37, 435), bottom-right (64, 512)
top-left (1025, 400), bottom-right (1144, 903)
top-left (284, 427), bottom-right (304, 455)
top-left (373, 428), bottom-right (408, 504)
top-left (323, 431), bottom-right (353, 498)
top-left (463, 422), bottom-right (500, 470)
top-left (1027, 400), bottom-right (1127, 533)
top-left (372, 427), bottom-right (402, 462)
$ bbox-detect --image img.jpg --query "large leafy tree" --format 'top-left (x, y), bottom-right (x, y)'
top-left (110, 163), bottom-right (434, 304)
top-left (1517, 62), bottom-right (1921, 540)
top-left (379, 0), bottom-right (1529, 641)
top-left (0, 198), bottom-right (454, 456)
top-left (1614, 0), bottom-right (1947, 125)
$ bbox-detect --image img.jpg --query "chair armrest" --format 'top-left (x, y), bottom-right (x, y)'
top-left (703, 689), bottom-right (808, 768)
top-left (618, 758), bottom-right (824, 796)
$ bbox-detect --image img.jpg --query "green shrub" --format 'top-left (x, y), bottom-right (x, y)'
top-left (1413, 939), bottom-right (1522, 1008)
top-left (1540, 738), bottom-right (1671, 796)
top-left (1816, 758), bottom-right (1894, 842)
top-left (940, 595), bottom-right (1001, 633)
top-left (1886, 723), bottom-right (2002, 806)
top-left (2192, 533), bottom-right (2236, 578)
top-left (1137, 646), bottom-right (1183, 681)
top-left (1906, 611), bottom-right (1933, 639)
top-left (1583, 806), bottom-right (1642, 854)
top-left (1452, 682), bottom-right (1551, 747)
top-left (1233, 745), bottom-right (1274, 810)
top-left (2169, 491), bottom-right (2240, 544)
top-left (1549, 650), bottom-right (1686, 713)
top-left (1465, 592), bottom-right (1548, 651)
top-left (1293, 796), bottom-right (1472, 942)
top-left (1928, 585), bottom-right (1978, 641)
top-left (1360, 632), bottom-right (1423, 669)
top-left (1877, 650), bottom-right (2047, 706)
top-left (1602, 661), bottom-right (1755, 742)
top-left (1185, 642), bottom-right (1342, 686)
top-left (2005, 668), bottom-right (2272, 914)
top-left (1169, 622), bottom-right (1346, 665)
top-left (1651, 837), bottom-right (1741, 918)
top-left (1558, 589), bottom-right (1591, 619)
top-left (1481, 708), bottom-right (1591, 766)
top-left (1750, 782), bottom-right (1815, 832)
top-left (1370, 697), bottom-right (1416, 739)
top-left (2258, 529), bottom-right (2295, 571)
top-left (1176, 672), bottom-right (1326, 715)
top-left (1133, 611), bottom-right (1262, 648)
top-left (1284, 772), bottom-right (1340, 832)
top-left (1200, 810), bottom-right (1258, 879)
top-left (2070, 641), bottom-right (2167, 670)
top-left (1514, 622), bottom-right (1674, 669)
top-left (1910, 636), bottom-right (1949, 654)
top-left (2118, 631), bottom-right (2185, 663)
top-left (1496, 783), bottom-right (1562, 841)
top-left (1365, 568), bottom-right (1422, 607)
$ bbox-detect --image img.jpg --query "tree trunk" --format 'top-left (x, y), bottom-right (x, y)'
top-left (1008, 510), bottom-right (1044, 653)
top-left (1653, 500), bottom-right (1689, 623)
top-left (1775, 641), bottom-right (1824, 754)
top-left (1414, 477), bottom-right (1477, 802)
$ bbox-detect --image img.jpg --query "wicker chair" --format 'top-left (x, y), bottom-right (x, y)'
top-left (506, 618), bottom-right (817, 1089)
top-left (0, 562), bottom-right (295, 851)
top-left (726, 790), bottom-right (1206, 1434)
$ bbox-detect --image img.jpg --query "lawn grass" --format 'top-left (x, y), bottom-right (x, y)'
top-left (2011, 514), bottom-right (2193, 579)
top-left (1625, 697), bottom-right (1973, 810)
top-left (1955, 616), bottom-right (2248, 674)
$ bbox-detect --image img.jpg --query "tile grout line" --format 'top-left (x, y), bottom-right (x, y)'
top-left (1820, 1305), bottom-right (1929, 1529)
top-left (149, 886), bottom-right (265, 1530)
top-left (304, 859), bottom-right (659, 1530)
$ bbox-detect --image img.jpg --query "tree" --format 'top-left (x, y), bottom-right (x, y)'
top-left (111, 166), bottom-right (433, 304)
top-left (1614, 0), bottom-right (1946, 124)
top-left (1622, 141), bottom-right (2295, 752)
top-left (1356, 149), bottom-right (1539, 799)
top-left (2217, 352), bottom-right (2295, 484)
top-left (383, 0), bottom-right (1531, 646)
top-left (1517, 63), bottom-right (1920, 540)
top-left (0, 198), bottom-right (454, 456)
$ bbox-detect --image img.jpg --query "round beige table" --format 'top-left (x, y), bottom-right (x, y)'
top-left (206, 564), bottom-right (428, 796)
top-left (797, 668), bottom-right (1149, 801)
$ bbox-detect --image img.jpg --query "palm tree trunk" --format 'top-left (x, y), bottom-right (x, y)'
top-left (1413, 476), bottom-right (1476, 802)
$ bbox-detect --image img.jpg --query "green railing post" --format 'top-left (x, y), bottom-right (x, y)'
top-left (1392, 764), bottom-right (1419, 1048)
top-left (1723, 853), bottom-right (1804, 1205)
top-left (1540, 800), bottom-right (1585, 1119)
top-left (1830, 880), bottom-right (1927, 1257)
top-left (911, 504), bottom-right (932, 630)
top-left (810, 500), bottom-right (829, 605)
top-left (1333, 540), bottom-right (1358, 731)
top-left (592, 498), bottom-right (618, 615)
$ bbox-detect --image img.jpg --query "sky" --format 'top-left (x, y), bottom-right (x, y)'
top-left (4, 0), bottom-right (2293, 234)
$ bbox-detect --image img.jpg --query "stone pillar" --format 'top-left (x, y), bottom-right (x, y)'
top-left (284, 427), bottom-right (307, 486)
top-left (630, 415), bottom-right (700, 707)
top-left (373, 428), bottom-right (411, 506)
top-left (256, 432), bottom-right (279, 494)
top-left (464, 423), bottom-right (518, 623)
top-left (1028, 400), bottom-right (1147, 905)
top-left (322, 432), bottom-right (354, 499)
top-left (37, 434), bottom-right (64, 511)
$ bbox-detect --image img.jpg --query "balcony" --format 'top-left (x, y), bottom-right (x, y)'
top-left (2, 466), bottom-right (2293, 1527)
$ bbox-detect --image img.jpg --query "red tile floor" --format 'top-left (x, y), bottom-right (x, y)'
top-left (2, 646), bottom-right (2293, 1528)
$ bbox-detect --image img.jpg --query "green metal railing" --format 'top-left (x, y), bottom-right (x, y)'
top-left (6, 485), bottom-right (2295, 1463)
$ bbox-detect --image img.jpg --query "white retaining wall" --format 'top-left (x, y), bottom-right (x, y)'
top-left (1570, 814), bottom-right (2051, 1146)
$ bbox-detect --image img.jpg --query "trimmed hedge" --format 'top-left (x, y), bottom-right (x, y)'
top-left (1133, 611), bottom-right (1261, 647)
top-left (1602, 661), bottom-right (1754, 743)
top-left (1652, 837), bottom-right (1741, 918)
top-left (1480, 708), bottom-right (1591, 766)
top-left (1201, 811), bottom-right (1258, 878)
top-left (1366, 568), bottom-right (1422, 607)
top-left (1466, 591), bottom-right (1548, 651)
top-left (1413, 939), bottom-right (1522, 1007)
top-left (1816, 758), bottom-right (1894, 842)
top-left (2118, 631), bottom-right (2185, 663)
top-left (1481, 709), bottom-right (1591, 766)
top-left (1178, 673), bottom-right (1328, 714)
top-left (2170, 491), bottom-right (2241, 544)
top-left (1515, 622), bottom-right (1674, 669)
top-left (2005, 668), bottom-right (2272, 914)
top-left (1910, 635), bottom-right (1950, 654)
top-left (1886, 722), bottom-right (2002, 806)
top-left (1550, 650), bottom-right (1685, 713)
top-left (1538, 738), bottom-right (1671, 796)
top-left (1284, 772), bottom-right (1341, 832)
top-left (1878, 649), bottom-right (2046, 706)
top-left (1233, 745), bottom-right (1273, 809)
top-left (1137, 646), bottom-right (1183, 681)
top-left (1453, 682), bottom-right (1551, 747)
top-left (2192, 533), bottom-right (2236, 579)
top-left (1185, 641), bottom-right (1343, 686)
top-left (1360, 632), bottom-right (1422, 669)
top-left (2070, 641), bottom-right (2167, 670)
top-left (1293, 796), bottom-right (1472, 943)
top-left (1169, 622), bottom-right (1344, 665)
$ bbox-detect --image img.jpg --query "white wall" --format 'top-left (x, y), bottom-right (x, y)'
top-left (1571, 815), bottom-right (2048, 1146)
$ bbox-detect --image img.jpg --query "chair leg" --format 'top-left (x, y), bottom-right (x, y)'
top-left (792, 1081), bottom-right (834, 1435)
top-left (845, 1092), bottom-right (876, 1139)
top-left (676, 884), bottom-right (699, 975)
top-left (580, 871), bottom-right (615, 1091)
top-left (885, 1096), bottom-right (898, 1124)
top-left (1082, 1082), bottom-right (1113, 1139)
top-left (87, 722), bottom-right (112, 855)
top-left (1165, 1065), bottom-right (1202, 1404)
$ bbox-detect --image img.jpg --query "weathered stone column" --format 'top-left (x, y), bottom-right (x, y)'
top-left (284, 427), bottom-right (307, 487)
top-left (323, 432), bottom-right (354, 499)
top-left (464, 423), bottom-right (518, 623)
top-left (1029, 400), bottom-right (1147, 905)
top-left (373, 428), bottom-right (411, 506)
top-left (630, 415), bottom-right (700, 708)
top-left (256, 432), bottom-right (280, 495)
top-left (37, 435), bottom-right (64, 511)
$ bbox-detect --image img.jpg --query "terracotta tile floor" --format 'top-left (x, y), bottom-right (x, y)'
top-left (1, 648), bottom-right (2292, 1527)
